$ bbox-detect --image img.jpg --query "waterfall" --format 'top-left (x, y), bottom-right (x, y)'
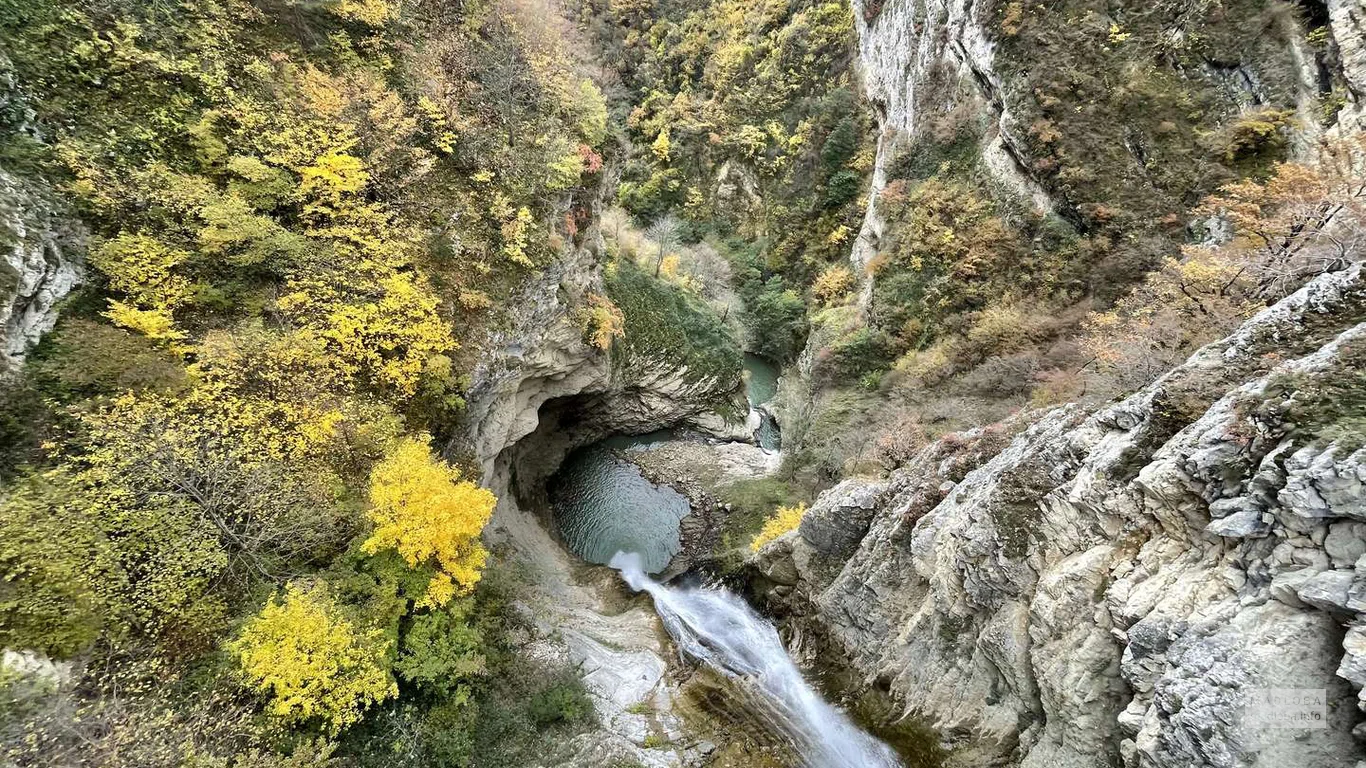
top-left (610, 552), bottom-right (902, 768)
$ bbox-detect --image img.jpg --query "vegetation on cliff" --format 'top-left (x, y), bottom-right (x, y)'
top-left (1, 0), bottom-right (1363, 762)
top-left (585, 0), bottom-right (1362, 498)
top-left (0, 0), bottom-right (607, 763)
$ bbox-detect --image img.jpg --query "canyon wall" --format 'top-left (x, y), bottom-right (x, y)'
top-left (0, 53), bottom-right (83, 371)
top-left (846, 0), bottom-right (1332, 274)
top-left (459, 234), bottom-right (747, 768)
top-left (747, 3), bottom-right (1366, 765)
top-left (756, 264), bottom-right (1366, 766)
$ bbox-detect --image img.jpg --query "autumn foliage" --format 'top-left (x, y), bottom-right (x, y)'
top-left (229, 583), bottom-right (397, 732)
top-left (363, 436), bottom-right (497, 607)
top-left (751, 503), bottom-right (808, 552)
top-left (1084, 136), bottom-right (1366, 395)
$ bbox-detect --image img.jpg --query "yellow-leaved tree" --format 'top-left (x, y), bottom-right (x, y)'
top-left (362, 436), bottom-right (496, 608)
top-left (229, 582), bottom-right (395, 732)
top-left (751, 503), bottom-right (808, 552)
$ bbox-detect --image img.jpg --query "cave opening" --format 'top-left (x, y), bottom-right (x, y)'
top-left (492, 390), bottom-right (692, 574)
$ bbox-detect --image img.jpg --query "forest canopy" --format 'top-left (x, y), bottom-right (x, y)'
top-left (0, 0), bottom-right (611, 763)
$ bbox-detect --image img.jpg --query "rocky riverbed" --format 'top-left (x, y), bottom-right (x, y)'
top-left (622, 436), bottom-right (782, 578)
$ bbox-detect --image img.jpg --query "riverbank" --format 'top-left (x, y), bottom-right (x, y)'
top-left (624, 436), bottom-right (782, 577)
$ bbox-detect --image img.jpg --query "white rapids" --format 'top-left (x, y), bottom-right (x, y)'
top-left (610, 551), bottom-right (902, 768)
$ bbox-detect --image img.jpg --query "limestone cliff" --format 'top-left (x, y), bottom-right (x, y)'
top-left (846, 0), bottom-right (1338, 275)
top-left (0, 168), bottom-right (83, 371)
top-left (848, 0), bottom-right (1047, 273)
top-left (0, 51), bottom-right (84, 371)
top-left (755, 265), bottom-right (1366, 766)
top-left (1330, 0), bottom-right (1366, 132)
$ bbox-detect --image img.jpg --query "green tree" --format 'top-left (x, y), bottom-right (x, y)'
top-left (744, 276), bottom-right (808, 362)
top-left (394, 601), bottom-right (485, 695)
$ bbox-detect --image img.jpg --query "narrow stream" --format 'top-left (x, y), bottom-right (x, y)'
top-left (744, 353), bottom-right (782, 452)
top-left (611, 552), bottom-right (902, 768)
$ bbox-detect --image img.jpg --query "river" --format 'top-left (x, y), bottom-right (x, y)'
top-left (612, 552), bottom-right (902, 768)
top-left (543, 354), bottom-right (904, 763)
top-left (744, 352), bottom-right (782, 452)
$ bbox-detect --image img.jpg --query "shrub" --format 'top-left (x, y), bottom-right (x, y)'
top-left (394, 601), bottom-right (485, 695)
top-left (818, 326), bottom-right (897, 384)
top-left (750, 503), bottom-right (808, 552)
top-left (868, 178), bottom-right (1022, 340)
top-left (1204, 107), bottom-right (1296, 172)
top-left (824, 169), bottom-right (862, 208)
top-left (740, 275), bottom-right (808, 363)
top-left (716, 477), bottom-right (805, 554)
top-left (230, 583), bottom-right (396, 733)
top-left (811, 264), bottom-right (855, 306)
top-left (574, 293), bottom-right (627, 351)
top-left (0, 377), bottom-right (50, 483)
top-left (527, 672), bottom-right (594, 727)
top-left (605, 256), bottom-right (743, 384)
top-left (1083, 140), bottom-right (1366, 397)
top-left (872, 412), bottom-right (928, 470)
top-left (958, 353), bottom-right (1041, 397)
top-left (0, 475), bottom-right (106, 656)
top-left (363, 435), bottom-right (497, 608)
top-left (419, 698), bottom-right (477, 766)
top-left (962, 305), bottom-right (1044, 361)
top-left (30, 319), bottom-right (188, 400)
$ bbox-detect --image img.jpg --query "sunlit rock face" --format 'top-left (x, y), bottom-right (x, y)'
top-left (755, 265), bottom-right (1366, 768)
top-left (847, 0), bottom-right (1049, 274)
top-left (1329, 0), bottom-right (1366, 132)
top-left (0, 168), bottom-right (83, 370)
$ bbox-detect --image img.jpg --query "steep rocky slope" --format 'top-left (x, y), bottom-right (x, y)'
top-left (0, 52), bottom-right (84, 371)
top-left (754, 264), bottom-right (1366, 766)
top-left (1330, 0), bottom-right (1366, 132)
top-left (849, 0), bottom-right (1331, 246)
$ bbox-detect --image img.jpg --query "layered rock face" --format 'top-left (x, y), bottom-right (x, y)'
top-left (755, 266), bottom-right (1366, 766)
top-left (846, 0), bottom-right (1342, 277)
top-left (465, 239), bottom-right (747, 493)
top-left (847, 0), bottom-right (1052, 272)
top-left (0, 168), bottom-right (83, 370)
top-left (0, 53), bottom-right (84, 370)
top-left (1330, 0), bottom-right (1366, 132)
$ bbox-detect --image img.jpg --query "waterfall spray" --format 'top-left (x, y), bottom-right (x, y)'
top-left (610, 551), bottom-right (902, 768)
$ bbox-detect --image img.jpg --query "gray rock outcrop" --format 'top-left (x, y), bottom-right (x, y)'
top-left (754, 265), bottom-right (1366, 767)
top-left (1330, 0), bottom-right (1366, 132)
top-left (0, 169), bottom-right (83, 370)
top-left (847, 0), bottom-right (1054, 276)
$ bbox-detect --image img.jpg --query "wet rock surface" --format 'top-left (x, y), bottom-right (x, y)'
top-left (623, 436), bottom-right (781, 577)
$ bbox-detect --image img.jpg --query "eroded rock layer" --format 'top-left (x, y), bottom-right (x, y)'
top-left (0, 168), bottom-right (82, 369)
top-left (755, 266), bottom-right (1366, 766)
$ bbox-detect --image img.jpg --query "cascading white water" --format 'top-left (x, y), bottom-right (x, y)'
top-left (609, 551), bottom-right (902, 768)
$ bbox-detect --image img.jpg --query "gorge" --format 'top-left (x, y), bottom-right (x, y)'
top-left (1, 0), bottom-right (1365, 766)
